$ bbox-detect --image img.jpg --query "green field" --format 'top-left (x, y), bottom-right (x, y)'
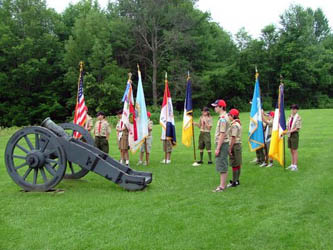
top-left (0, 109), bottom-right (332, 250)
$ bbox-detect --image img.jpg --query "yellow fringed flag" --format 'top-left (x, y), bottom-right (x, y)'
top-left (268, 84), bottom-right (286, 166)
top-left (181, 77), bottom-right (193, 147)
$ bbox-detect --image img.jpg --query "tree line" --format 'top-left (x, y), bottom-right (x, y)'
top-left (0, 0), bottom-right (332, 127)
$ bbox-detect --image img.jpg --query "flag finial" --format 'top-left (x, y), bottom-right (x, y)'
top-left (187, 71), bottom-right (190, 81)
top-left (165, 72), bottom-right (168, 80)
top-left (137, 64), bottom-right (140, 72)
top-left (79, 61), bottom-right (84, 72)
top-left (255, 66), bottom-right (259, 79)
top-left (128, 72), bottom-right (132, 81)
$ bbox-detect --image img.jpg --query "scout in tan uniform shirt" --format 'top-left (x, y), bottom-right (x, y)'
top-left (227, 109), bottom-right (242, 188)
top-left (211, 99), bottom-right (230, 192)
top-left (138, 111), bottom-right (153, 166)
top-left (194, 107), bottom-right (213, 164)
top-left (261, 111), bottom-right (274, 167)
top-left (286, 104), bottom-right (302, 171)
top-left (116, 110), bottom-right (130, 165)
top-left (93, 111), bottom-right (111, 154)
top-left (116, 111), bottom-right (123, 162)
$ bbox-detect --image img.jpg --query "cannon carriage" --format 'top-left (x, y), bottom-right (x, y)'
top-left (4, 118), bottom-right (152, 192)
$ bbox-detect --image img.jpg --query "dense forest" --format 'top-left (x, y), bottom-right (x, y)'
top-left (0, 0), bottom-right (332, 127)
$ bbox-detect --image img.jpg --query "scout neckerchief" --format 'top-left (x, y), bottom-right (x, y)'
top-left (289, 113), bottom-right (299, 130)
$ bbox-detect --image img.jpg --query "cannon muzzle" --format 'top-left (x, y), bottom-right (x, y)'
top-left (41, 117), bottom-right (70, 140)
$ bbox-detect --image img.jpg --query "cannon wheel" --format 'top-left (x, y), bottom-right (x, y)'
top-left (59, 123), bottom-right (93, 179)
top-left (5, 126), bottom-right (67, 192)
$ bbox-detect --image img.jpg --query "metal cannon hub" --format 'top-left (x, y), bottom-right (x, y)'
top-left (4, 118), bottom-right (152, 192)
top-left (26, 151), bottom-right (45, 168)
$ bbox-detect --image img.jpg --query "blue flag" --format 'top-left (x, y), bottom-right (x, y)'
top-left (248, 73), bottom-right (265, 151)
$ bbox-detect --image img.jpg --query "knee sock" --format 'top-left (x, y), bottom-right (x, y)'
top-left (232, 167), bottom-right (238, 183)
top-left (237, 166), bottom-right (241, 181)
top-left (208, 152), bottom-right (212, 161)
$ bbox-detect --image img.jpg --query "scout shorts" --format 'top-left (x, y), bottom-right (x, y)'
top-left (141, 136), bottom-right (152, 153)
top-left (163, 140), bottom-right (173, 153)
top-left (215, 142), bottom-right (229, 173)
top-left (119, 134), bottom-right (129, 150)
top-left (198, 132), bottom-right (211, 150)
top-left (230, 143), bottom-right (242, 167)
top-left (288, 132), bottom-right (299, 149)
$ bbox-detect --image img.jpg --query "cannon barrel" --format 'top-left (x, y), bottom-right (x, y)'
top-left (41, 117), bottom-right (70, 140)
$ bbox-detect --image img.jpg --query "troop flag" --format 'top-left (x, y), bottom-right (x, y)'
top-left (269, 84), bottom-right (287, 166)
top-left (131, 68), bottom-right (149, 152)
top-left (120, 77), bottom-right (137, 148)
top-left (160, 74), bottom-right (176, 145)
top-left (181, 77), bottom-right (193, 147)
top-left (248, 72), bottom-right (265, 151)
top-left (73, 62), bottom-right (88, 138)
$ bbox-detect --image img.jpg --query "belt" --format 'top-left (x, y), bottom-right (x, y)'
top-left (95, 136), bottom-right (106, 138)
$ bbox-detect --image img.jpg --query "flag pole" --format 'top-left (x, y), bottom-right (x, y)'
top-left (280, 75), bottom-right (286, 170)
top-left (164, 72), bottom-right (168, 164)
top-left (188, 71), bottom-right (197, 163)
top-left (74, 62), bottom-right (84, 123)
top-left (256, 67), bottom-right (268, 164)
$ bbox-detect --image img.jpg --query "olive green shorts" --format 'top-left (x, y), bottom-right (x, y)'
top-left (230, 143), bottom-right (242, 167)
top-left (288, 132), bottom-right (299, 149)
top-left (95, 136), bottom-right (109, 154)
top-left (215, 142), bottom-right (229, 173)
top-left (198, 132), bottom-right (211, 150)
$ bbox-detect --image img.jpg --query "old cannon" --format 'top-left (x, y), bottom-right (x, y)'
top-left (4, 118), bottom-right (152, 192)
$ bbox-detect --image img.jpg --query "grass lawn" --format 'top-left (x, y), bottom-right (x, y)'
top-left (0, 109), bottom-right (332, 250)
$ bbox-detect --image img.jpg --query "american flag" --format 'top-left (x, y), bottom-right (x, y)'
top-left (73, 63), bottom-right (87, 138)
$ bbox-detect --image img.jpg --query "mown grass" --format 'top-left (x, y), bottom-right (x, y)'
top-left (0, 109), bottom-right (332, 250)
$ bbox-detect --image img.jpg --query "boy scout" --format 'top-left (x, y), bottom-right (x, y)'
top-left (211, 99), bottom-right (230, 192)
top-left (93, 111), bottom-right (111, 154)
top-left (261, 111), bottom-right (274, 167)
top-left (118, 115), bottom-right (130, 166)
top-left (286, 104), bottom-right (302, 171)
top-left (194, 107), bottom-right (213, 164)
top-left (227, 109), bottom-right (242, 188)
top-left (138, 111), bottom-right (153, 166)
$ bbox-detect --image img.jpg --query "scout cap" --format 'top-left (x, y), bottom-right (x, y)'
top-left (202, 107), bottom-right (209, 112)
top-left (290, 104), bottom-right (299, 110)
top-left (147, 111), bottom-right (151, 118)
top-left (96, 111), bottom-right (105, 117)
top-left (228, 108), bottom-right (239, 117)
top-left (269, 111), bottom-right (275, 117)
top-left (211, 99), bottom-right (226, 107)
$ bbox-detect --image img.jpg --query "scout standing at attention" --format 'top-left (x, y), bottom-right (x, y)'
top-left (94, 111), bottom-right (111, 154)
top-left (286, 104), bottom-right (302, 171)
top-left (227, 109), bottom-right (242, 188)
top-left (211, 99), bottom-right (230, 192)
top-left (118, 114), bottom-right (130, 166)
top-left (194, 107), bottom-right (213, 164)
top-left (138, 111), bottom-right (153, 166)
top-left (116, 110), bottom-right (123, 161)
top-left (261, 110), bottom-right (274, 167)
